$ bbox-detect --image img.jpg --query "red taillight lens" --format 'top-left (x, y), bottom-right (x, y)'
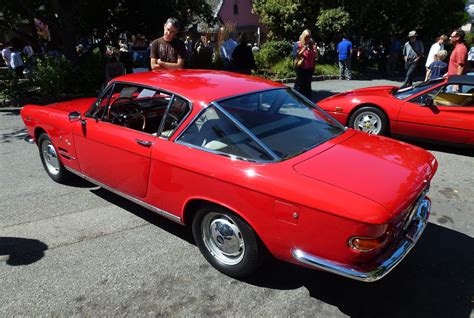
top-left (349, 236), bottom-right (388, 252)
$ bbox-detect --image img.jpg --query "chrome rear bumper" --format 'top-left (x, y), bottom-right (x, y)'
top-left (292, 197), bottom-right (431, 282)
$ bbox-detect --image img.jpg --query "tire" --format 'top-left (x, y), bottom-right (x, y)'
top-left (192, 204), bottom-right (266, 278)
top-left (348, 106), bottom-right (389, 136)
top-left (38, 134), bottom-right (72, 183)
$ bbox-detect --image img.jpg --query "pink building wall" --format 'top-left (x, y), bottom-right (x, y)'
top-left (218, 0), bottom-right (261, 30)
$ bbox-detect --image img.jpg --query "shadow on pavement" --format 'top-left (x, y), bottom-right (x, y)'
top-left (0, 128), bottom-right (27, 144)
top-left (244, 223), bottom-right (473, 318)
top-left (0, 108), bottom-right (21, 115)
top-left (86, 184), bottom-right (474, 317)
top-left (0, 237), bottom-right (48, 266)
top-left (90, 187), bottom-right (195, 245)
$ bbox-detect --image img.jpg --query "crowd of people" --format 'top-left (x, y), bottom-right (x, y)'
top-left (291, 27), bottom-right (471, 97)
top-left (2, 16), bottom-right (472, 98)
top-left (1, 39), bottom-right (34, 78)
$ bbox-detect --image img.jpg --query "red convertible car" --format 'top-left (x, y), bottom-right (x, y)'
top-left (21, 70), bottom-right (437, 282)
top-left (318, 75), bottom-right (474, 147)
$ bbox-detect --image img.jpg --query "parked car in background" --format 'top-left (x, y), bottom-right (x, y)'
top-left (21, 70), bottom-right (437, 282)
top-left (318, 75), bottom-right (474, 148)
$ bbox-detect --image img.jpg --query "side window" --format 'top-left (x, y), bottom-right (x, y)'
top-left (177, 106), bottom-right (272, 161)
top-left (87, 85), bottom-right (113, 118)
top-left (410, 86), bottom-right (443, 105)
top-left (104, 84), bottom-right (173, 134)
top-left (160, 96), bottom-right (190, 138)
top-left (433, 85), bottom-right (474, 107)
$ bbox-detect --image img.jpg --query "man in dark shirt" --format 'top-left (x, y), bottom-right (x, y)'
top-left (150, 17), bottom-right (186, 70)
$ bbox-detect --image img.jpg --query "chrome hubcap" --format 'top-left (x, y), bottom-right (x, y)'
top-left (355, 112), bottom-right (382, 134)
top-left (201, 212), bottom-right (245, 265)
top-left (41, 140), bottom-right (60, 175)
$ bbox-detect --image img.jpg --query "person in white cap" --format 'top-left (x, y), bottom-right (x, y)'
top-left (401, 30), bottom-right (424, 88)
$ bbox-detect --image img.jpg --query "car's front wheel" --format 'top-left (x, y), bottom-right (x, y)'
top-left (38, 134), bottom-right (72, 183)
top-left (192, 205), bottom-right (266, 278)
top-left (349, 106), bottom-right (389, 136)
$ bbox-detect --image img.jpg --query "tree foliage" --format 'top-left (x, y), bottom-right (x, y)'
top-left (0, 0), bottom-right (212, 61)
top-left (316, 7), bottom-right (350, 35)
top-left (253, 0), bottom-right (468, 42)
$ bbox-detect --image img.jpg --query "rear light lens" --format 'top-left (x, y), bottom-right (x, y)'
top-left (348, 235), bottom-right (389, 252)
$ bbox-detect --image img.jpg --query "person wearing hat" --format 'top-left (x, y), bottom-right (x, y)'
top-left (401, 30), bottom-right (424, 88)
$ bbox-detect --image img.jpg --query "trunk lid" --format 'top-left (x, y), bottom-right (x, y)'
top-left (293, 131), bottom-right (437, 219)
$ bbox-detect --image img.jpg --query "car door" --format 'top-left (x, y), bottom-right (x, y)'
top-left (73, 83), bottom-right (169, 198)
top-left (396, 83), bottom-right (474, 145)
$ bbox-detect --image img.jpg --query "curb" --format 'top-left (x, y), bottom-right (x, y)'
top-left (276, 75), bottom-right (339, 84)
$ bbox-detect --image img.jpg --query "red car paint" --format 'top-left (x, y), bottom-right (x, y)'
top-left (21, 70), bottom-right (438, 281)
top-left (318, 76), bottom-right (474, 147)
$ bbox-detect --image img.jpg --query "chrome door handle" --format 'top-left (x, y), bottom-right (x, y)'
top-left (135, 139), bottom-right (153, 147)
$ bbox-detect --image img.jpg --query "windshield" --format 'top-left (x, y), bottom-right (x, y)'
top-left (393, 79), bottom-right (443, 100)
top-left (216, 88), bottom-right (345, 159)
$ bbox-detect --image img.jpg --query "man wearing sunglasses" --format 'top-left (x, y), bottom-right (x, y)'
top-left (447, 29), bottom-right (468, 76)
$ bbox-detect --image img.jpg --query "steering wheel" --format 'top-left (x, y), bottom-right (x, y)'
top-left (107, 97), bottom-right (146, 131)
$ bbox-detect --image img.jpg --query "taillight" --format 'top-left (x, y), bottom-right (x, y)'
top-left (348, 235), bottom-right (389, 252)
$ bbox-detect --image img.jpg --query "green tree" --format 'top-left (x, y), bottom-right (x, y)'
top-left (316, 7), bottom-right (350, 35)
top-left (253, 0), bottom-right (323, 40)
top-left (0, 0), bottom-right (212, 61)
top-left (253, 0), bottom-right (468, 42)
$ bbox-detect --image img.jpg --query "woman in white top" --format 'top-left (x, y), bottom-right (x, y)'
top-left (425, 35), bottom-right (447, 81)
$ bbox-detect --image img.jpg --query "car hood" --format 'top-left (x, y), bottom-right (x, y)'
top-left (47, 98), bottom-right (96, 114)
top-left (323, 86), bottom-right (396, 101)
top-left (293, 131), bottom-right (437, 218)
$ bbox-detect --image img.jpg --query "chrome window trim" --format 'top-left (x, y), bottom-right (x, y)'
top-left (211, 102), bottom-right (280, 160)
top-left (175, 87), bottom-right (345, 163)
top-left (174, 104), bottom-right (277, 163)
top-left (87, 81), bottom-right (193, 139)
top-left (64, 166), bottom-right (182, 224)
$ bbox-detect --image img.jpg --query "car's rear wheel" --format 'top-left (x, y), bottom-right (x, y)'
top-left (349, 106), bottom-right (389, 136)
top-left (192, 204), bottom-right (265, 278)
top-left (38, 134), bottom-right (72, 183)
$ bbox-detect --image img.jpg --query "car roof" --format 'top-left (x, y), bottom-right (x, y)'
top-left (447, 75), bottom-right (474, 85)
top-left (111, 70), bottom-right (285, 104)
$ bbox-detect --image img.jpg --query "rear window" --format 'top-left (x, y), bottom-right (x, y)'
top-left (216, 88), bottom-right (344, 159)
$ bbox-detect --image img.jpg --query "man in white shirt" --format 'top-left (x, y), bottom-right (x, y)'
top-left (425, 35), bottom-right (447, 81)
top-left (1, 42), bottom-right (12, 68)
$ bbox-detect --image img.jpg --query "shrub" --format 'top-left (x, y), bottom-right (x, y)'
top-left (270, 57), bottom-right (295, 79)
top-left (0, 71), bottom-right (33, 100)
top-left (30, 50), bottom-right (105, 97)
top-left (315, 63), bottom-right (339, 76)
top-left (255, 40), bottom-right (292, 69)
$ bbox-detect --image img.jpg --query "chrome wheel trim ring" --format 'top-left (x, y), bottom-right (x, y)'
top-left (354, 111), bottom-right (382, 134)
top-left (41, 140), bottom-right (60, 175)
top-left (201, 212), bottom-right (245, 266)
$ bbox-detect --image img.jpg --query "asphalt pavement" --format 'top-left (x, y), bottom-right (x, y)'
top-left (0, 78), bottom-right (473, 317)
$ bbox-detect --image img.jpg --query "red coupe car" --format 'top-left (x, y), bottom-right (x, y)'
top-left (318, 75), bottom-right (474, 147)
top-left (21, 70), bottom-right (437, 282)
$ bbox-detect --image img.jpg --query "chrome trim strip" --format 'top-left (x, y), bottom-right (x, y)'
top-left (292, 196), bottom-right (431, 282)
top-left (211, 102), bottom-right (280, 161)
top-left (64, 166), bottom-right (182, 224)
top-left (59, 151), bottom-right (76, 160)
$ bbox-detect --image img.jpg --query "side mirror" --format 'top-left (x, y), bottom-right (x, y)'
top-left (68, 111), bottom-right (81, 122)
top-left (423, 97), bottom-right (434, 107)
